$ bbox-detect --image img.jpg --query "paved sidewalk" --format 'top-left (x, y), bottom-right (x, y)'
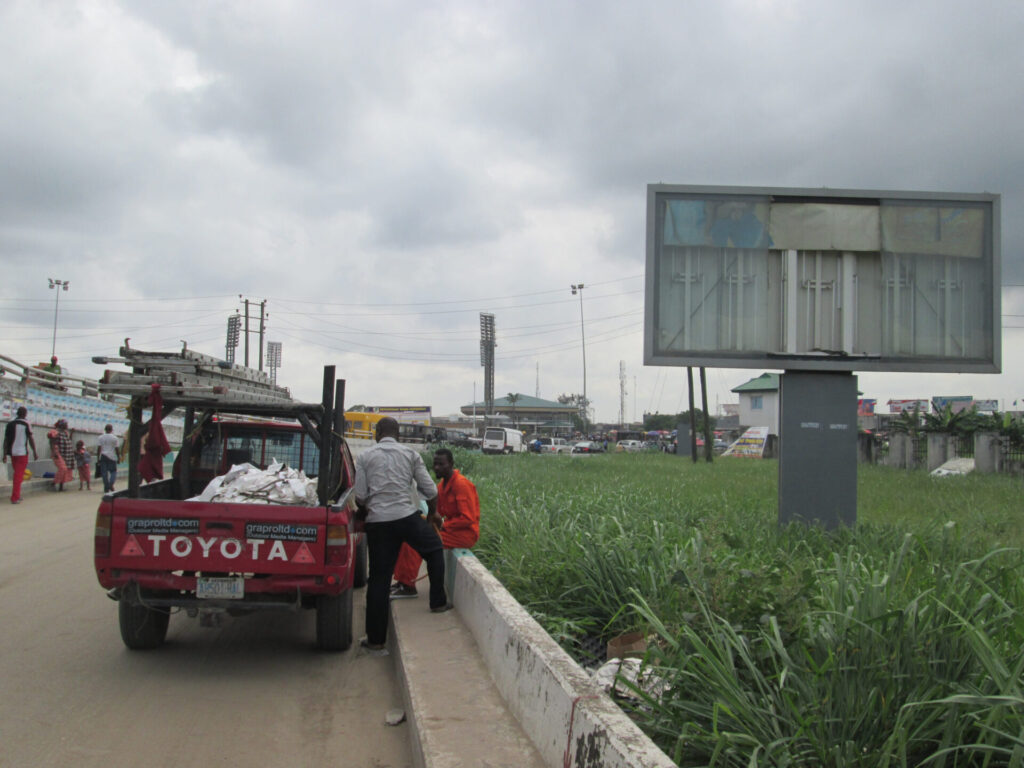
top-left (388, 578), bottom-right (546, 768)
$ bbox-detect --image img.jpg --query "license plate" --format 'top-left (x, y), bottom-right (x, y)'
top-left (196, 576), bottom-right (244, 600)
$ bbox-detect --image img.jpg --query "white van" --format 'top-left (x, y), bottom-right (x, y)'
top-left (482, 427), bottom-right (526, 455)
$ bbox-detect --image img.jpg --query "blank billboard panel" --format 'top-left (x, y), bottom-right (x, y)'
top-left (645, 185), bottom-right (1000, 373)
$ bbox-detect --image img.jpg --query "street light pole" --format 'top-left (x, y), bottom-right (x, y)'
top-left (571, 283), bottom-right (587, 430)
top-left (48, 278), bottom-right (69, 359)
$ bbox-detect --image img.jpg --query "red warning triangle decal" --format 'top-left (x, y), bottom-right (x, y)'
top-left (292, 542), bottom-right (315, 564)
top-left (120, 535), bottom-right (145, 557)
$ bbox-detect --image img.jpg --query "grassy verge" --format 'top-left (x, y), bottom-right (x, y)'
top-left (453, 449), bottom-right (1024, 767)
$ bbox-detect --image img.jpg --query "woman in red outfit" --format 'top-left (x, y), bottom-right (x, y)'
top-left (390, 448), bottom-right (479, 598)
top-left (48, 419), bottom-right (75, 491)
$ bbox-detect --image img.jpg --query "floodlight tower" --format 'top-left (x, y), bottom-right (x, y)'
top-left (48, 278), bottom-right (69, 359)
top-left (266, 341), bottom-right (282, 386)
top-left (225, 313), bottom-right (241, 363)
top-left (480, 313), bottom-right (495, 415)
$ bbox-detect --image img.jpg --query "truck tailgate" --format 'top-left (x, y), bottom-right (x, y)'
top-left (107, 499), bottom-right (329, 574)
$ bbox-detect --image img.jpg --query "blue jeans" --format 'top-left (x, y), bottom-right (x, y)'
top-left (99, 456), bottom-right (118, 493)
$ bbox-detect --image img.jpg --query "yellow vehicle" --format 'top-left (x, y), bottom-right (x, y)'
top-left (344, 411), bottom-right (387, 440)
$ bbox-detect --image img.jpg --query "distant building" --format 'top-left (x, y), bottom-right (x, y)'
top-left (731, 373), bottom-right (780, 434)
top-left (460, 393), bottom-right (577, 435)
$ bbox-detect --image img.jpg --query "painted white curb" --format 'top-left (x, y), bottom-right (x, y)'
top-left (453, 553), bottom-right (677, 768)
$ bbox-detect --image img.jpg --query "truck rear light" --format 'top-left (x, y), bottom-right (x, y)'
top-left (325, 524), bottom-right (349, 566)
top-left (95, 513), bottom-right (112, 558)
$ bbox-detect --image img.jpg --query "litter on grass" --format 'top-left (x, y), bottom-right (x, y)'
top-left (592, 657), bottom-right (669, 702)
top-left (187, 460), bottom-right (319, 505)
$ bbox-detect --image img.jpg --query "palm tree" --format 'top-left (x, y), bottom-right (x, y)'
top-left (506, 393), bottom-right (521, 428)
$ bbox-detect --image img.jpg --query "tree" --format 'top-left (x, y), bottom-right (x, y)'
top-left (506, 393), bottom-right (521, 427)
top-left (558, 393), bottom-right (590, 432)
top-left (644, 409), bottom-right (715, 433)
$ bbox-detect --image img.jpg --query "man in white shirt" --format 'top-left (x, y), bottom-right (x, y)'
top-left (3, 406), bottom-right (38, 504)
top-left (96, 424), bottom-right (122, 493)
top-left (354, 417), bottom-right (448, 654)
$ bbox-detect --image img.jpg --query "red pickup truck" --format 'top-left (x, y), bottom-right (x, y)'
top-left (94, 361), bottom-right (365, 652)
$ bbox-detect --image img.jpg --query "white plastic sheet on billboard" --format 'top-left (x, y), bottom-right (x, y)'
top-left (769, 203), bottom-right (880, 251)
top-left (881, 205), bottom-right (985, 258)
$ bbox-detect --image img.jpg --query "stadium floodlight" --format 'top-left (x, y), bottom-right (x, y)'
top-left (225, 314), bottom-right (241, 363)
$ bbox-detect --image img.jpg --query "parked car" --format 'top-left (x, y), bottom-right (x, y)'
top-left (539, 437), bottom-right (572, 454)
top-left (615, 439), bottom-right (643, 453)
top-left (570, 440), bottom-right (605, 454)
top-left (446, 429), bottom-right (481, 450)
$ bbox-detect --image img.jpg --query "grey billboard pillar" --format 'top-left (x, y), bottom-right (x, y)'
top-left (779, 371), bottom-right (857, 529)
top-left (675, 423), bottom-right (690, 457)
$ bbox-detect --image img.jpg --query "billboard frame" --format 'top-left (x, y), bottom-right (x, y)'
top-left (644, 184), bottom-right (1001, 374)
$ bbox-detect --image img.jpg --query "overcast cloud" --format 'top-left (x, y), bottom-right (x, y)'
top-left (2, 0), bottom-right (1022, 421)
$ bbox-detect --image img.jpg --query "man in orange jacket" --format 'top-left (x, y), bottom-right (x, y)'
top-left (390, 447), bottom-right (479, 599)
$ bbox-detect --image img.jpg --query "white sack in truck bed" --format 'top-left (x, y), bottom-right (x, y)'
top-left (187, 460), bottom-right (320, 505)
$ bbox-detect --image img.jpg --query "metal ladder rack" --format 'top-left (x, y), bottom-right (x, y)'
top-left (94, 345), bottom-right (294, 406)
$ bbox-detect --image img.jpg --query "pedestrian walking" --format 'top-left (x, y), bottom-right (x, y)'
top-left (48, 419), bottom-right (74, 492)
top-left (96, 423), bottom-right (122, 493)
top-left (75, 440), bottom-right (91, 490)
top-left (3, 406), bottom-right (38, 504)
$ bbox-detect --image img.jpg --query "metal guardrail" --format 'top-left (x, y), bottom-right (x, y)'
top-left (0, 352), bottom-right (100, 397)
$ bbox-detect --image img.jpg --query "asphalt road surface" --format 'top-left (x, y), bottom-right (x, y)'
top-left (0, 487), bottom-right (412, 768)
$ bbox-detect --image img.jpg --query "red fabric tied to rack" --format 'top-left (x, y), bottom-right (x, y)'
top-left (139, 382), bottom-right (172, 482)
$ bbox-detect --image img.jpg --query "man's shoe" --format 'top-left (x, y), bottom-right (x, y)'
top-left (389, 583), bottom-right (418, 600)
top-left (359, 637), bottom-right (389, 657)
top-left (430, 603), bottom-right (454, 614)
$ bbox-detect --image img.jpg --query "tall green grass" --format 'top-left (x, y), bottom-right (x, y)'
top-left (453, 450), bottom-right (1024, 767)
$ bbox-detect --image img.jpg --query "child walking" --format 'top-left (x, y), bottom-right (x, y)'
top-left (75, 440), bottom-right (91, 491)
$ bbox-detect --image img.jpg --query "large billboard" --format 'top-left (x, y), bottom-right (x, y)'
top-left (645, 185), bottom-right (1001, 374)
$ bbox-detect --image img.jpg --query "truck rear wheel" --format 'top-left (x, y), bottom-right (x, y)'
top-left (353, 535), bottom-right (368, 589)
top-left (316, 589), bottom-right (353, 651)
top-left (118, 588), bottom-right (170, 650)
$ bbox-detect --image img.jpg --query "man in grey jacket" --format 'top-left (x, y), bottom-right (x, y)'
top-left (354, 417), bottom-right (448, 654)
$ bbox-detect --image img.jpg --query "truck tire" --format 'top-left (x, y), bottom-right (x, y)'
top-left (316, 588), bottom-right (353, 651)
top-left (118, 591), bottom-right (170, 650)
top-left (353, 535), bottom-right (368, 589)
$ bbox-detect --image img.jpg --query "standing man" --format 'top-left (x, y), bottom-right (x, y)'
top-left (391, 448), bottom-right (480, 598)
top-left (3, 407), bottom-right (38, 504)
top-left (354, 417), bottom-right (449, 656)
top-left (96, 423), bottom-right (122, 493)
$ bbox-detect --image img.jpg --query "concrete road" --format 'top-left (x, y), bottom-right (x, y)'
top-left (0, 488), bottom-right (412, 768)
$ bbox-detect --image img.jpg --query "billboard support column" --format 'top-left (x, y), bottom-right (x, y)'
top-left (778, 371), bottom-right (857, 529)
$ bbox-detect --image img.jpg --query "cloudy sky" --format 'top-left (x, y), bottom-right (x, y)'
top-left (2, 0), bottom-right (1022, 423)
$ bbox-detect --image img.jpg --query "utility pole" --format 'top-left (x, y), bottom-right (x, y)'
top-left (239, 296), bottom-right (268, 370)
top-left (571, 284), bottom-right (587, 429)
top-left (619, 361), bottom-right (627, 428)
top-left (258, 301), bottom-right (266, 372)
top-left (244, 298), bottom-right (250, 367)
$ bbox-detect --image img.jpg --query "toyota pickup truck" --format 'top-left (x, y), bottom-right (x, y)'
top-left (93, 350), bottom-right (365, 652)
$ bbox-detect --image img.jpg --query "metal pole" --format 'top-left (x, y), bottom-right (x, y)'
top-left (318, 366), bottom-right (335, 505)
top-left (700, 367), bottom-right (713, 462)
top-left (258, 300), bottom-right (266, 371)
top-left (687, 367), bottom-right (697, 464)
top-left (244, 299), bottom-right (250, 367)
top-left (572, 284), bottom-right (587, 430)
top-left (48, 278), bottom-right (68, 358)
top-left (51, 288), bottom-right (60, 359)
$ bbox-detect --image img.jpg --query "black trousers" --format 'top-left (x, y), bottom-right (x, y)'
top-left (364, 512), bottom-right (446, 645)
